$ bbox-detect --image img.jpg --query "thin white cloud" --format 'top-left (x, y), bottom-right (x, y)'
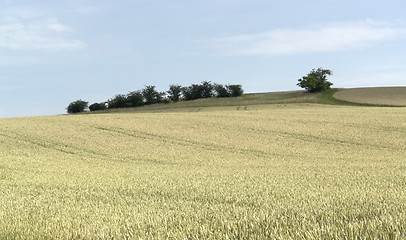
top-left (47, 20), bottom-right (73, 33)
top-left (0, 16), bottom-right (85, 51)
top-left (337, 71), bottom-right (406, 88)
top-left (209, 19), bottom-right (406, 56)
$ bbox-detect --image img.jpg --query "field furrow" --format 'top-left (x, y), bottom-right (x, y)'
top-left (0, 104), bottom-right (405, 239)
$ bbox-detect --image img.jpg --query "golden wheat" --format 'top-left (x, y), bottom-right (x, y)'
top-left (0, 104), bottom-right (405, 239)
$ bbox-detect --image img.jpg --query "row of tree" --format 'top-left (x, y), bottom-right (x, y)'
top-left (67, 81), bottom-right (244, 114)
top-left (67, 68), bottom-right (333, 114)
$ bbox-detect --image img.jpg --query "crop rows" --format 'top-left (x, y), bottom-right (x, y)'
top-left (0, 104), bottom-right (405, 239)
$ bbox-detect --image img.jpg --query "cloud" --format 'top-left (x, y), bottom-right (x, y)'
top-left (0, 16), bottom-right (85, 51)
top-left (209, 19), bottom-right (406, 56)
top-left (47, 20), bottom-right (73, 33)
top-left (337, 71), bottom-right (406, 88)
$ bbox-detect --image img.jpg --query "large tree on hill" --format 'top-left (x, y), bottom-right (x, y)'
top-left (297, 68), bottom-right (333, 93)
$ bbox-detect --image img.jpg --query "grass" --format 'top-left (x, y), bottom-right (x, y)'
top-left (87, 90), bottom-right (321, 114)
top-left (87, 87), bottom-right (406, 115)
top-left (1, 104), bottom-right (405, 239)
top-left (317, 89), bottom-right (358, 105)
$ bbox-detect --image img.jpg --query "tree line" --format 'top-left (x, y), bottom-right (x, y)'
top-left (67, 81), bottom-right (244, 114)
top-left (67, 68), bottom-right (333, 114)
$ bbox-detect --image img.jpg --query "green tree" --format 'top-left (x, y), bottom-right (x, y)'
top-left (142, 85), bottom-right (164, 105)
top-left (66, 100), bottom-right (88, 114)
top-left (107, 94), bottom-right (128, 109)
top-left (167, 84), bottom-right (182, 102)
top-left (200, 81), bottom-right (214, 98)
top-left (127, 91), bottom-right (144, 107)
top-left (89, 102), bottom-right (107, 111)
top-left (214, 84), bottom-right (230, 98)
top-left (226, 84), bottom-right (244, 97)
top-left (181, 85), bottom-right (193, 101)
top-left (182, 81), bottom-right (214, 101)
top-left (297, 68), bottom-right (333, 93)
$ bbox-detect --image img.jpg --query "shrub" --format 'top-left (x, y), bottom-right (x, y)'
top-left (182, 81), bottom-right (214, 101)
top-left (67, 100), bottom-right (88, 114)
top-left (107, 94), bottom-right (128, 109)
top-left (214, 84), bottom-right (231, 98)
top-left (89, 102), bottom-right (107, 111)
top-left (127, 91), bottom-right (144, 107)
top-left (71, 82), bottom-right (244, 112)
top-left (227, 84), bottom-right (244, 97)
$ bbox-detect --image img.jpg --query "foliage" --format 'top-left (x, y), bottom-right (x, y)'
top-left (142, 85), bottom-right (164, 105)
top-left (182, 81), bottom-right (214, 101)
top-left (89, 102), bottom-right (107, 111)
top-left (214, 84), bottom-right (231, 98)
top-left (227, 84), bottom-right (244, 97)
top-left (297, 68), bottom-right (333, 92)
top-left (66, 100), bottom-right (88, 114)
top-left (214, 84), bottom-right (244, 98)
top-left (181, 85), bottom-right (193, 101)
top-left (127, 91), bottom-right (144, 107)
top-left (187, 84), bottom-right (203, 100)
top-left (167, 85), bottom-right (182, 102)
top-left (107, 94), bottom-right (128, 109)
top-left (200, 81), bottom-right (214, 98)
top-left (84, 82), bottom-right (244, 112)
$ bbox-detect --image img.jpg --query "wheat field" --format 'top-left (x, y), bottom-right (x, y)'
top-left (0, 104), bottom-right (405, 239)
top-left (333, 87), bottom-right (406, 106)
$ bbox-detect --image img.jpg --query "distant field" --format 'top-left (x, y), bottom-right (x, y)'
top-left (0, 104), bottom-right (405, 239)
top-left (333, 87), bottom-right (406, 106)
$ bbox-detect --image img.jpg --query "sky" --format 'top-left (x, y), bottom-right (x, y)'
top-left (1, 0), bottom-right (406, 118)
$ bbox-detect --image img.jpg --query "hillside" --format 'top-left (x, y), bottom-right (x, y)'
top-left (1, 104), bottom-right (405, 238)
top-left (87, 87), bottom-right (406, 115)
top-left (88, 90), bottom-right (322, 114)
top-left (333, 87), bottom-right (406, 106)
top-left (2, 88), bottom-right (406, 238)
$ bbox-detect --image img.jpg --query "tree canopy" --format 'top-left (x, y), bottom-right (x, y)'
top-left (66, 100), bottom-right (88, 114)
top-left (297, 68), bottom-right (333, 93)
top-left (67, 82), bottom-right (244, 113)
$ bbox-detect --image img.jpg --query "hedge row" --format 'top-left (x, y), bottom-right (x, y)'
top-left (67, 81), bottom-right (243, 114)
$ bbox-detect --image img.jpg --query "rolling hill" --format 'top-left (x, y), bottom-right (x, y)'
top-left (88, 87), bottom-right (406, 115)
top-left (333, 87), bottom-right (406, 106)
top-left (1, 86), bottom-right (405, 238)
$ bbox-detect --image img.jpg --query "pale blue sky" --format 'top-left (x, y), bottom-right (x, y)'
top-left (1, 0), bottom-right (405, 117)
